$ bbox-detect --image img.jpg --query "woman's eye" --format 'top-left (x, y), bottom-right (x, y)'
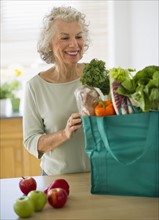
top-left (76, 36), bottom-right (82, 39)
top-left (60, 36), bottom-right (83, 41)
top-left (61, 37), bottom-right (69, 40)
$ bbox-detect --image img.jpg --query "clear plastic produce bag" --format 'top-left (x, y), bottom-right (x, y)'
top-left (74, 86), bottom-right (99, 116)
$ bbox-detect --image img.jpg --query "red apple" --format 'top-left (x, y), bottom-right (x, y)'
top-left (19, 176), bottom-right (37, 195)
top-left (47, 188), bottom-right (68, 208)
top-left (44, 179), bottom-right (70, 196)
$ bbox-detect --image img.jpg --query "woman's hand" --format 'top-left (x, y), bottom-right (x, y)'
top-left (64, 113), bottom-right (82, 139)
top-left (37, 113), bottom-right (82, 154)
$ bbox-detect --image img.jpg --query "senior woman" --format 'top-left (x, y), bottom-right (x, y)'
top-left (23, 6), bottom-right (90, 175)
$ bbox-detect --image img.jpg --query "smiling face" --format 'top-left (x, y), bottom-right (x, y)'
top-left (50, 19), bottom-right (85, 66)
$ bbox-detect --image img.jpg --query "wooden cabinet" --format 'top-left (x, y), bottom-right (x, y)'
top-left (0, 117), bottom-right (40, 178)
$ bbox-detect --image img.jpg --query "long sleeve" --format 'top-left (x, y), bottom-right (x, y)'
top-left (23, 81), bottom-right (44, 159)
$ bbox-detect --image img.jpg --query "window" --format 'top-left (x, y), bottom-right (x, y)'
top-left (1, 1), bottom-right (113, 70)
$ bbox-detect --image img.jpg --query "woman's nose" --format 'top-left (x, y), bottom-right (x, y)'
top-left (69, 38), bottom-right (78, 47)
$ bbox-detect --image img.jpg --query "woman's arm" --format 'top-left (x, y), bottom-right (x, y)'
top-left (37, 113), bottom-right (82, 154)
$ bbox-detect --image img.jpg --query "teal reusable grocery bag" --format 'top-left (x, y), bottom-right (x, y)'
top-left (82, 112), bottom-right (159, 197)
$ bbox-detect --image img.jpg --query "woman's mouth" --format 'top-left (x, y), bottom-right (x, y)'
top-left (65, 51), bottom-right (79, 56)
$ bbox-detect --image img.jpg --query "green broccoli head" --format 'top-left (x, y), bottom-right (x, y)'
top-left (80, 59), bottom-right (110, 95)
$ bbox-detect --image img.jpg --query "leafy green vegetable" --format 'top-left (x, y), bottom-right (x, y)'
top-left (116, 65), bottom-right (159, 112)
top-left (80, 59), bottom-right (110, 95)
top-left (109, 67), bottom-right (136, 114)
top-left (109, 67), bottom-right (135, 84)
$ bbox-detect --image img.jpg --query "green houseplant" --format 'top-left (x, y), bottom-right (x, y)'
top-left (0, 79), bottom-right (21, 115)
top-left (0, 82), bottom-right (13, 99)
top-left (1, 67), bottom-right (23, 115)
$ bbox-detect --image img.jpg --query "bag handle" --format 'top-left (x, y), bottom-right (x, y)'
top-left (82, 116), bottom-right (97, 155)
top-left (97, 113), bottom-right (157, 165)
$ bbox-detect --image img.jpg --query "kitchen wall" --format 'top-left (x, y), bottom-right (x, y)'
top-left (112, 0), bottom-right (158, 71)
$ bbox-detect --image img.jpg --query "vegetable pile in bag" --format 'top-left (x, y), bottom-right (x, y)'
top-left (75, 58), bottom-right (159, 116)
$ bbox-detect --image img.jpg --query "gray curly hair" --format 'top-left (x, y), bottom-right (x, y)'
top-left (37, 6), bottom-right (90, 64)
